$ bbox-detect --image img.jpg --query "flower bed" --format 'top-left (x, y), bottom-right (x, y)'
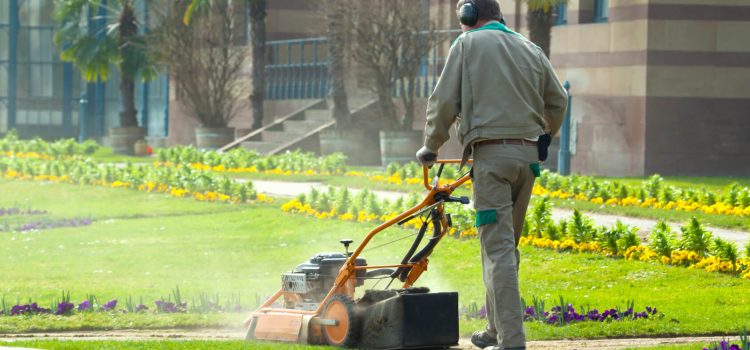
top-left (536, 171), bottom-right (750, 217)
top-left (521, 199), bottom-right (750, 278)
top-left (0, 154), bottom-right (270, 205)
top-left (463, 297), bottom-right (663, 326)
top-left (1, 289), bottom-right (246, 317)
top-left (282, 186), bottom-right (750, 279)
top-left (0, 131), bottom-right (99, 159)
top-left (156, 146), bottom-right (347, 176)
top-left (362, 161), bottom-right (749, 218)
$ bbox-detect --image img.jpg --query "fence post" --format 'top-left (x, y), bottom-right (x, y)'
top-left (140, 0), bottom-right (150, 136)
top-left (7, 0), bottom-right (19, 131)
top-left (557, 81), bottom-right (572, 175)
top-left (78, 93), bottom-right (89, 142)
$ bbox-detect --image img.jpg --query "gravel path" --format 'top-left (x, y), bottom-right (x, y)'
top-left (0, 330), bottom-right (736, 349)
top-left (251, 180), bottom-right (749, 247)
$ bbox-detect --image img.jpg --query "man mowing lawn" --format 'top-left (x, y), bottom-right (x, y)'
top-left (416, 0), bottom-right (568, 349)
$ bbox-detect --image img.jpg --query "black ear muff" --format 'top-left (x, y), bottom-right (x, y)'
top-left (458, 0), bottom-right (479, 26)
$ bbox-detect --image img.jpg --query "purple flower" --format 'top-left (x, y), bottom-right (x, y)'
top-left (156, 300), bottom-right (177, 313)
top-left (11, 303), bottom-right (50, 316)
top-left (523, 306), bottom-right (536, 320)
top-left (135, 304), bottom-right (148, 313)
top-left (55, 301), bottom-right (75, 315)
top-left (102, 299), bottom-right (117, 311)
top-left (477, 305), bottom-right (487, 319)
top-left (77, 300), bottom-right (91, 312)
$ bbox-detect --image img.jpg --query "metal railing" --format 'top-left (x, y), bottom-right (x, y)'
top-left (265, 29), bottom-right (462, 101)
top-left (265, 38), bottom-right (330, 100)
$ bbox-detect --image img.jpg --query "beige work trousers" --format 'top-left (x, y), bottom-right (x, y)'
top-left (472, 143), bottom-right (537, 349)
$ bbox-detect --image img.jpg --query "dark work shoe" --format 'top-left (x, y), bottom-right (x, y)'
top-left (471, 331), bottom-right (498, 349)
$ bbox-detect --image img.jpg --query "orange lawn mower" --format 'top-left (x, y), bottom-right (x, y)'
top-left (243, 159), bottom-right (473, 349)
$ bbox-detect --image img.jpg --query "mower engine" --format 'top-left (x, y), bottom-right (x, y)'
top-left (281, 251), bottom-right (367, 307)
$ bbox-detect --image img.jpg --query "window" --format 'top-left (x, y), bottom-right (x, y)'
top-left (554, 4), bottom-right (568, 26)
top-left (593, 0), bottom-right (609, 23)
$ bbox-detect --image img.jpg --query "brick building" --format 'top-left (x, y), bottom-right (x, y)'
top-left (2, 0), bottom-right (749, 176)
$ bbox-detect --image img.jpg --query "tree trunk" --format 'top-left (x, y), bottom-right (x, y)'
top-left (118, 3), bottom-right (139, 128)
top-left (527, 7), bottom-right (554, 58)
top-left (249, 0), bottom-right (267, 130)
top-left (376, 74), bottom-right (398, 130)
top-left (327, 0), bottom-right (351, 129)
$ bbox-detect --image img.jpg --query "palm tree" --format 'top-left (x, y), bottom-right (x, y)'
top-left (54, 1), bottom-right (160, 130)
top-left (525, 0), bottom-right (567, 58)
top-left (185, 0), bottom-right (267, 130)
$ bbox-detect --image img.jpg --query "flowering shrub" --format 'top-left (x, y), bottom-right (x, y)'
top-left (0, 289), bottom-right (247, 317)
top-left (11, 217), bottom-right (93, 232)
top-left (0, 207), bottom-right (48, 216)
top-left (703, 328), bottom-right (749, 350)
top-left (0, 131), bottom-right (98, 158)
top-left (536, 172), bottom-right (750, 218)
top-left (1, 153), bottom-right (270, 206)
top-left (346, 161), bottom-right (473, 189)
top-left (281, 186), bottom-right (478, 238)
top-left (517, 207), bottom-right (750, 278)
top-left (156, 146), bottom-right (347, 176)
top-left (464, 297), bottom-right (663, 326)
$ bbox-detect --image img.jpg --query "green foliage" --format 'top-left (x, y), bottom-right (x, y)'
top-left (544, 221), bottom-right (562, 241)
top-left (528, 196), bottom-right (552, 238)
top-left (679, 217), bottom-right (713, 257)
top-left (53, 0), bottom-right (160, 82)
top-left (597, 221), bottom-right (624, 255)
top-left (157, 147), bottom-right (348, 175)
top-left (565, 209), bottom-right (597, 243)
top-left (644, 174), bottom-right (664, 199)
top-left (0, 135), bottom-right (100, 157)
top-left (712, 237), bottom-right (739, 272)
top-left (648, 220), bottom-right (677, 257)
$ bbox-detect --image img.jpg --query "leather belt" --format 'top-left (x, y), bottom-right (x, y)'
top-left (475, 139), bottom-right (537, 147)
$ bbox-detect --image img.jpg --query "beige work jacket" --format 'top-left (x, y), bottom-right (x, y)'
top-left (424, 21), bottom-right (568, 157)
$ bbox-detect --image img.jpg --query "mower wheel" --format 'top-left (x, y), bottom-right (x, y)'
top-left (321, 294), bottom-right (360, 347)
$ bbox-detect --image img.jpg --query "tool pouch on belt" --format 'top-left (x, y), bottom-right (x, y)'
top-left (537, 133), bottom-right (552, 161)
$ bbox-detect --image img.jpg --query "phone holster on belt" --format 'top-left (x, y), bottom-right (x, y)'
top-left (537, 134), bottom-right (552, 161)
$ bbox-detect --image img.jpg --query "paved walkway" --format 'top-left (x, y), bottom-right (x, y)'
top-left (252, 180), bottom-right (750, 247)
top-left (0, 330), bottom-right (737, 349)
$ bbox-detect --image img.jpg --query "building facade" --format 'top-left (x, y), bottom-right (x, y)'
top-left (2, 0), bottom-right (748, 176)
top-left (0, 0), bottom-right (168, 142)
top-left (547, 0), bottom-right (750, 176)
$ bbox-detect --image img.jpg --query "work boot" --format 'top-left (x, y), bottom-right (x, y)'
top-left (471, 330), bottom-right (497, 349)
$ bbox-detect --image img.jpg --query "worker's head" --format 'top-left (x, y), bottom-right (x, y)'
top-left (456, 0), bottom-right (503, 32)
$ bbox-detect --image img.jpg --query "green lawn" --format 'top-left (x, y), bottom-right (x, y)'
top-left (1, 178), bottom-right (749, 341)
top-left (90, 147), bottom-right (154, 164)
top-left (0, 340), bottom-right (332, 349)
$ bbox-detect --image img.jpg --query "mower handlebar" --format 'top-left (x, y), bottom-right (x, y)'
top-left (422, 159), bottom-right (473, 191)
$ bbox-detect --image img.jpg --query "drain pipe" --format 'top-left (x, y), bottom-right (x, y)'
top-left (557, 81), bottom-right (572, 175)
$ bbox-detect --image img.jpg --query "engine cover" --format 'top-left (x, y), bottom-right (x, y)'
top-left (284, 252), bottom-right (367, 302)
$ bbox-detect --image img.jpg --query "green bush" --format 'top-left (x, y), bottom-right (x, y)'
top-left (649, 220), bottom-right (677, 257)
top-left (679, 217), bottom-right (713, 257)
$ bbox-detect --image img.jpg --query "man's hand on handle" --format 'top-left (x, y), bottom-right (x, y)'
top-left (416, 146), bottom-right (438, 167)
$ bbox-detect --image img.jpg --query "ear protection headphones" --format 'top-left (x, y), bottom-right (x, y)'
top-left (458, 0), bottom-right (479, 26)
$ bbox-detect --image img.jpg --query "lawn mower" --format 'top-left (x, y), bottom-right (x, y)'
top-left (244, 160), bottom-right (472, 349)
